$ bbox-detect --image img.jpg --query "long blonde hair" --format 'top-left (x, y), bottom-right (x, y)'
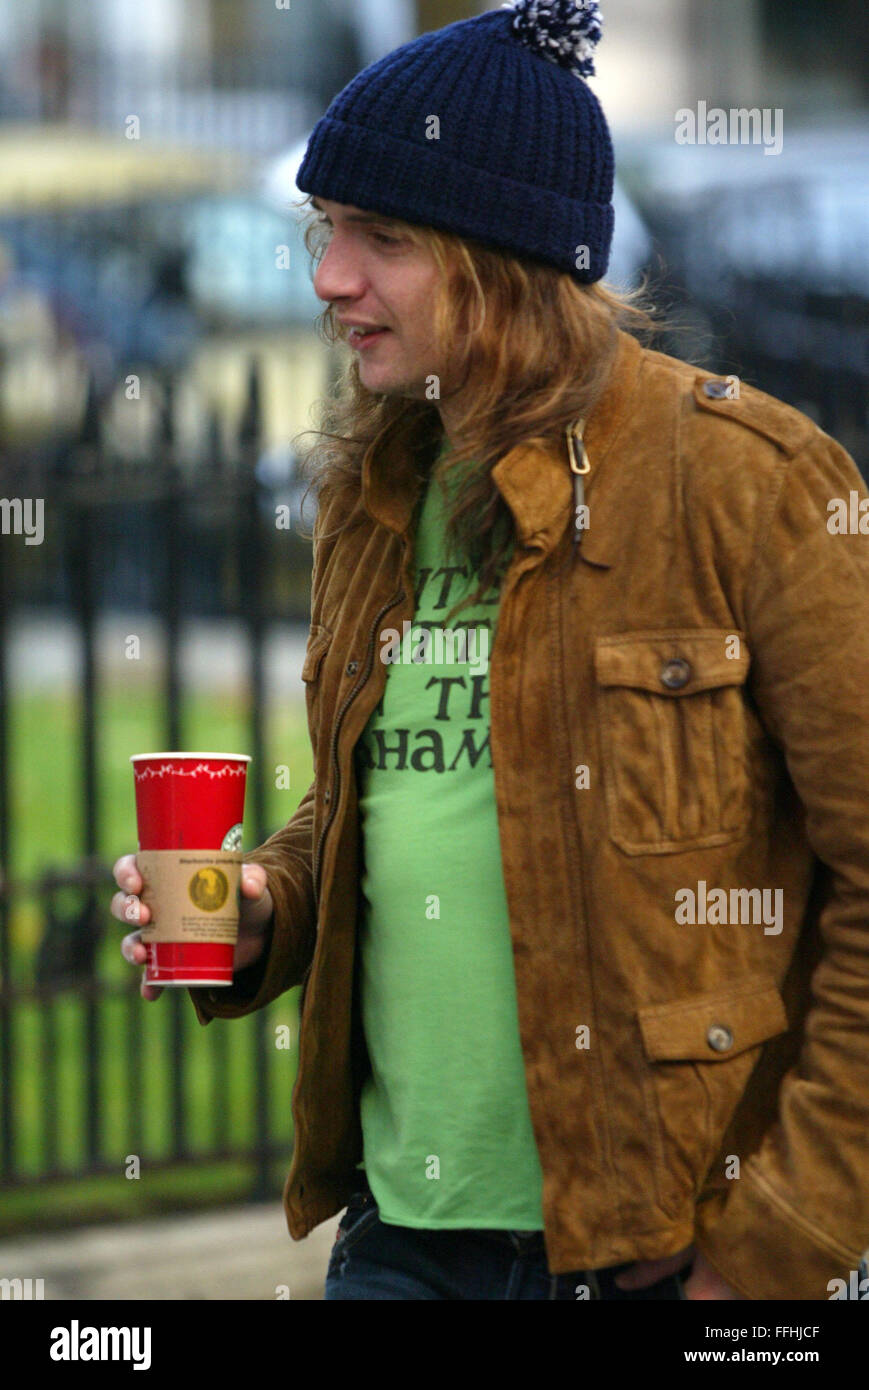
top-left (291, 195), bottom-right (658, 624)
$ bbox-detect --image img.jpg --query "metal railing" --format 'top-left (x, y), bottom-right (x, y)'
top-left (0, 359), bottom-right (312, 1218)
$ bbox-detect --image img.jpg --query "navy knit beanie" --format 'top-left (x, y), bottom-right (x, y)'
top-left (296, 1), bottom-right (614, 284)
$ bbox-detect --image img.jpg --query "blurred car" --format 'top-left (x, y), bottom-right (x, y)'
top-left (619, 123), bottom-right (869, 302)
top-left (614, 122), bottom-right (869, 476)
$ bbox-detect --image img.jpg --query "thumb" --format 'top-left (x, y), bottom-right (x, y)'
top-left (240, 862), bottom-right (268, 897)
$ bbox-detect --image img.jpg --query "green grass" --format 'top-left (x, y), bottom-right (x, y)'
top-left (1, 682), bottom-right (313, 1233)
top-left (0, 1158), bottom-right (293, 1238)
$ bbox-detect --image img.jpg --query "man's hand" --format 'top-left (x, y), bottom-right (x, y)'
top-left (111, 854), bottom-right (274, 1000)
top-left (613, 1244), bottom-right (746, 1300)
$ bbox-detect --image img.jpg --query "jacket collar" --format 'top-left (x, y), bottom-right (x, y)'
top-left (360, 328), bottom-right (643, 569)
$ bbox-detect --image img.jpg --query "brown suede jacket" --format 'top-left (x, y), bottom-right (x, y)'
top-left (189, 328), bottom-right (869, 1300)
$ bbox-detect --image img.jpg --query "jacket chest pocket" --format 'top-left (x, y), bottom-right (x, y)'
top-left (595, 629), bottom-right (751, 855)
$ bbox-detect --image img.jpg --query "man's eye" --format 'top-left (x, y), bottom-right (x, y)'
top-left (312, 218), bottom-right (399, 247)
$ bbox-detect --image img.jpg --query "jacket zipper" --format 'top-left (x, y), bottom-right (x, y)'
top-left (300, 540), bottom-right (534, 999)
top-left (310, 583), bottom-right (408, 924)
top-left (565, 417), bottom-right (590, 565)
top-left (292, 582), bottom-right (407, 1210)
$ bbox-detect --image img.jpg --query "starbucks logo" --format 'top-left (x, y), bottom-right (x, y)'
top-left (221, 823), bottom-right (243, 851)
top-left (188, 867), bottom-right (229, 912)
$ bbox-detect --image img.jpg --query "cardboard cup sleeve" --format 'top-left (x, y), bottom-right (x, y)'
top-left (137, 850), bottom-right (244, 945)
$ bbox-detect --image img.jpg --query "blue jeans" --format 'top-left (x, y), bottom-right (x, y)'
top-left (325, 1182), bottom-right (693, 1301)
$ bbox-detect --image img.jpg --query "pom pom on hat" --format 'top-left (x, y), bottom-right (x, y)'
top-left (501, 0), bottom-right (604, 78)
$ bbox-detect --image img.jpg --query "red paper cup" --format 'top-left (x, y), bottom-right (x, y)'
top-left (130, 751), bottom-right (250, 986)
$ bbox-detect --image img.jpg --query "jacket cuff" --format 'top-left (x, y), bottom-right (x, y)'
top-left (187, 865), bottom-right (312, 1025)
top-left (695, 1164), bottom-right (860, 1300)
top-left (188, 955), bottom-right (269, 1025)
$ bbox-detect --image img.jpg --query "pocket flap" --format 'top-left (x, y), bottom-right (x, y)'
top-left (638, 977), bottom-right (788, 1061)
top-left (301, 624), bottom-right (333, 682)
top-left (595, 629), bottom-right (749, 696)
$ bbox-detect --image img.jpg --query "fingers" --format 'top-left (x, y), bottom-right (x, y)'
top-left (112, 858), bottom-right (266, 916)
top-left (115, 869), bottom-right (158, 999)
top-left (110, 889), bottom-right (150, 926)
top-left (613, 1244), bottom-right (695, 1290)
top-left (113, 855), bottom-right (266, 1001)
top-left (111, 855), bottom-right (149, 930)
top-left (120, 929), bottom-right (146, 965)
top-left (112, 853), bottom-right (142, 895)
top-left (119, 928), bottom-right (163, 1001)
top-left (113, 853), bottom-right (166, 1001)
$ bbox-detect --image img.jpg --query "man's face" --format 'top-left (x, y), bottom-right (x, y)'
top-left (311, 197), bottom-right (447, 402)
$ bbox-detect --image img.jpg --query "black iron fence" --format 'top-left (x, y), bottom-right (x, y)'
top-left (0, 359), bottom-right (314, 1229)
top-left (639, 173), bottom-right (869, 481)
top-left (712, 277), bottom-right (869, 478)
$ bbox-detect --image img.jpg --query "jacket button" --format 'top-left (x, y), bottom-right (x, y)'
top-left (346, 661), bottom-right (359, 676)
top-left (703, 379), bottom-right (730, 399)
top-left (660, 657), bottom-right (691, 689)
top-left (324, 788), bottom-right (331, 802)
top-left (707, 1024), bottom-right (733, 1052)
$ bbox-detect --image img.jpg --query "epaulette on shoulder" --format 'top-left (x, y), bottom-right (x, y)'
top-left (691, 373), bottom-right (816, 458)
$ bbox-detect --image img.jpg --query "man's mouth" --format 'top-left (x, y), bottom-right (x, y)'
top-left (347, 327), bottom-right (391, 349)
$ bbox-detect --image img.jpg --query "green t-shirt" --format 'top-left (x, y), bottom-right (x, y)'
top-left (353, 448), bottom-right (545, 1229)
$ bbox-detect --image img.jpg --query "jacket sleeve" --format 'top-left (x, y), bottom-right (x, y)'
top-left (187, 777), bottom-right (318, 1025)
top-left (695, 429), bottom-right (869, 1299)
top-left (186, 483), bottom-right (345, 1026)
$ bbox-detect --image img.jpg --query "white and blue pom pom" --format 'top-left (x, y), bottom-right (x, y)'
top-left (501, 0), bottom-right (603, 78)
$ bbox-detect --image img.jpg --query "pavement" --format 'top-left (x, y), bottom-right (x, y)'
top-left (0, 1203), bottom-right (341, 1300)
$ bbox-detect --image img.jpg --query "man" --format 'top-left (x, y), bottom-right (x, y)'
top-left (114, 1), bottom-right (869, 1300)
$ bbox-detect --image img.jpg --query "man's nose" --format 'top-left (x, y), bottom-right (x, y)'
top-left (313, 238), bottom-right (366, 304)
